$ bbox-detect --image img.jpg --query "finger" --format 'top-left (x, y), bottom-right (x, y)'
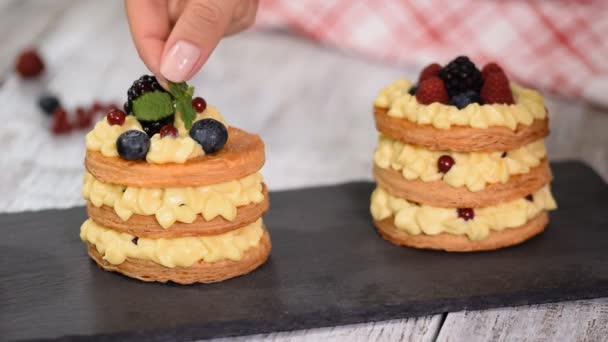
top-left (124, 0), bottom-right (170, 75)
top-left (225, 0), bottom-right (259, 36)
top-left (160, 0), bottom-right (238, 82)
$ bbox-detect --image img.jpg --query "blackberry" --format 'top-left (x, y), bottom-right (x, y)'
top-left (438, 56), bottom-right (483, 97)
top-left (140, 114), bottom-right (175, 137)
top-left (124, 75), bottom-right (166, 114)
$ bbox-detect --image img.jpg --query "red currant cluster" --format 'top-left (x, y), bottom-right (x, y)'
top-left (14, 48), bottom-right (120, 135)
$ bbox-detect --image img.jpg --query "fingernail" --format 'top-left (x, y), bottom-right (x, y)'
top-left (160, 40), bottom-right (200, 82)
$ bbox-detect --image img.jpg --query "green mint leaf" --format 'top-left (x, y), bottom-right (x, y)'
top-left (132, 91), bottom-right (174, 121)
top-left (168, 81), bottom-right (196, 129)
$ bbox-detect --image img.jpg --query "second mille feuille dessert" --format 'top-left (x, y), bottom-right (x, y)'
top-left (371, 56), bottom-right (557, 252)
top-left (81, 76), bottom-right (271, 283)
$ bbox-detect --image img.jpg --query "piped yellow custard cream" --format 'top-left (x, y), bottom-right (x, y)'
top-left (81, 218), bottom-right (265, 267)
top-left (374, 135), bottom-right (547, 191)
top-left (371, 186), bottom-right (556, 241)
top-left (83, 172), bottom-right (264, 228)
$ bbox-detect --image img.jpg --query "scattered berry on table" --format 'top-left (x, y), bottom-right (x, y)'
top-left (160, 124), bottom-right (178, 138)
top-left (419, 63), bottom-right (442, 83)
top-left (74, 107), bottom-right (92, 128)
top-left (106, 109), bottom-right (126, 126)
top-left (457, 208), bottom-right (475, 221)
top-left (192, 97), bottom-right (207, 113)
top-left (189, 118), bottom-right (228, 154)
top-left (140, 115), bottom-right (175, 137)
top-left (408, 84), bottom-right (418, 95)
top-left (437, 155), bottom-right (455, 173)
top-left (438, 56), bottom-right (483, 97)
top-left (415, 76), bottom-right (449, 104)
top-left (481, 62), bottom-right (504, 81)
top-left (38, 95), bottom-right (60, 115)
top-left (448, 90), bottom-right (480, 109)
top-left (116, 130), bottom-right (150, 160)
top-left (124, 75), bottom-right (167, 114)
top-left (480, 71), bottom-right (514, 105)
top-left (15, 48), bottom-right (45, 78)
top-left (51, 108), bottom-right (71, 135)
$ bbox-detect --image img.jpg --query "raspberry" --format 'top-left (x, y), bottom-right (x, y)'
top-left (15, 49), bottom-right (44, 78)
top-left (419, 63), bottom-right (442, 83)
top-left (481, 62), bottom-right (504, 81)
top-left (480, 72), bottom-right (514, 105)
top-left (438, 56), bottom-right (482, 97)
top-left (415, 77), bottom-right (449, 105)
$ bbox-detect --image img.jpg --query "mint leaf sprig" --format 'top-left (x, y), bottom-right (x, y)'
top-left (168, 81), bottom-right (196, 129)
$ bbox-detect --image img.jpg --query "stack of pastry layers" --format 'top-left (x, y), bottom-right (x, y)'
top-left (370, 79), bottom-right (557, 251)
top-left (81, 119), bottom-right (271, 284)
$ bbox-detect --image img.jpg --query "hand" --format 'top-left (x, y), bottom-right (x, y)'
top-left (125, 0), bottom-right (259, 83)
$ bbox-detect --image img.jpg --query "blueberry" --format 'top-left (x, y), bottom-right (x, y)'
top-left (38, 95), bottom-right (61, 115)
top-left (117, 130), bottom-right (150, 160)
top-left (408, 84), bottom-right (418, 95)
top-left (189, 118), bottom-right (228, 154)
top-left (448, 90), bottom-right (480, 109)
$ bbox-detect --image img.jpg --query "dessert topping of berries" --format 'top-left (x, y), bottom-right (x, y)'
top-left (480, 71), bottom-right (514, 105)
top-left (38, 95), bottom-right (61, 115)
top-left (117, 130), bottom-right (150, 160)
top-left (448, 90), bottom-right (480, 109)
top-left (125, 75), bottom-right (167, 115)
top-left (415, 76), bottom-right (449, 105)
top-left (140, 115), bottom-right (175, 137)
top-left (481, 62), bottom-right (504, 81)
top-left (106, 109), bottom-right (126, 126)
top-left (419, 63), bottom-right (442, 83)
top-left (457, 208), bottom-right (475, 221)
top-left (437, 155), bottom-right (455, 173)
top-left (192, 97), bottom-right (207, 113)
top-left (15, 48), bottom-right (45, 79)
top-left (160, 124), bottom-right (179, 138)
top-left (438, 56), bottom-right (483, 97)
top-left (189, 118), bottom-right (228, 154)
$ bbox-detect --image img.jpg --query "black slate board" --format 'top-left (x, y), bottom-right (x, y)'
top-left (1, 161), bottom-right (607, 341)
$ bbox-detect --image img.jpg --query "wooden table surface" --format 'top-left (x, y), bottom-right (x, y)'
top-left (1, 1), bottom-right (606, 341)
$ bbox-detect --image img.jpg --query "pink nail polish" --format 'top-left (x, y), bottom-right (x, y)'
top-left (160, 40), bottom-right (200, 82)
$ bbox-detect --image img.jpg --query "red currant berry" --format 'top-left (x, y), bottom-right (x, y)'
top-left (91, 101), bottom-right (104, 113)
top-left (106, 109), bottom-right (126, 126)
top-left (192, 97), bottom-right (207, 113)
top-left (457, 208), bottom-right (475, 221)
top-left (75, 107), bottom-right (92, 128)
top-left (437, 155), bottom-right (455, 173)
top-left (15, 48), bottom-right (44, 78)
top-left (51, 108), bottom-right (71, 134)
top-left (160, 124), bottom-right (178, 138)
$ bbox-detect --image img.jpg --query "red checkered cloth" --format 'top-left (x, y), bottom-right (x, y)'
top-left (256, 0), bottom-right (608, 105)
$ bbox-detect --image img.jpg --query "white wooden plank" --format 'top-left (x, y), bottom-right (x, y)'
top-left (437, 298), bottom-right (608, 342)
top-left (209, 316), bottom-right (444, 342)
top-left (0, 0), bottom-right (74, 81)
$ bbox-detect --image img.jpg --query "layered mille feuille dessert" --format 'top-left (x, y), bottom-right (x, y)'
top-left (371, 56), bottom-right (557, 251)
top-left (81, 76), bottom-right (271, 283)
